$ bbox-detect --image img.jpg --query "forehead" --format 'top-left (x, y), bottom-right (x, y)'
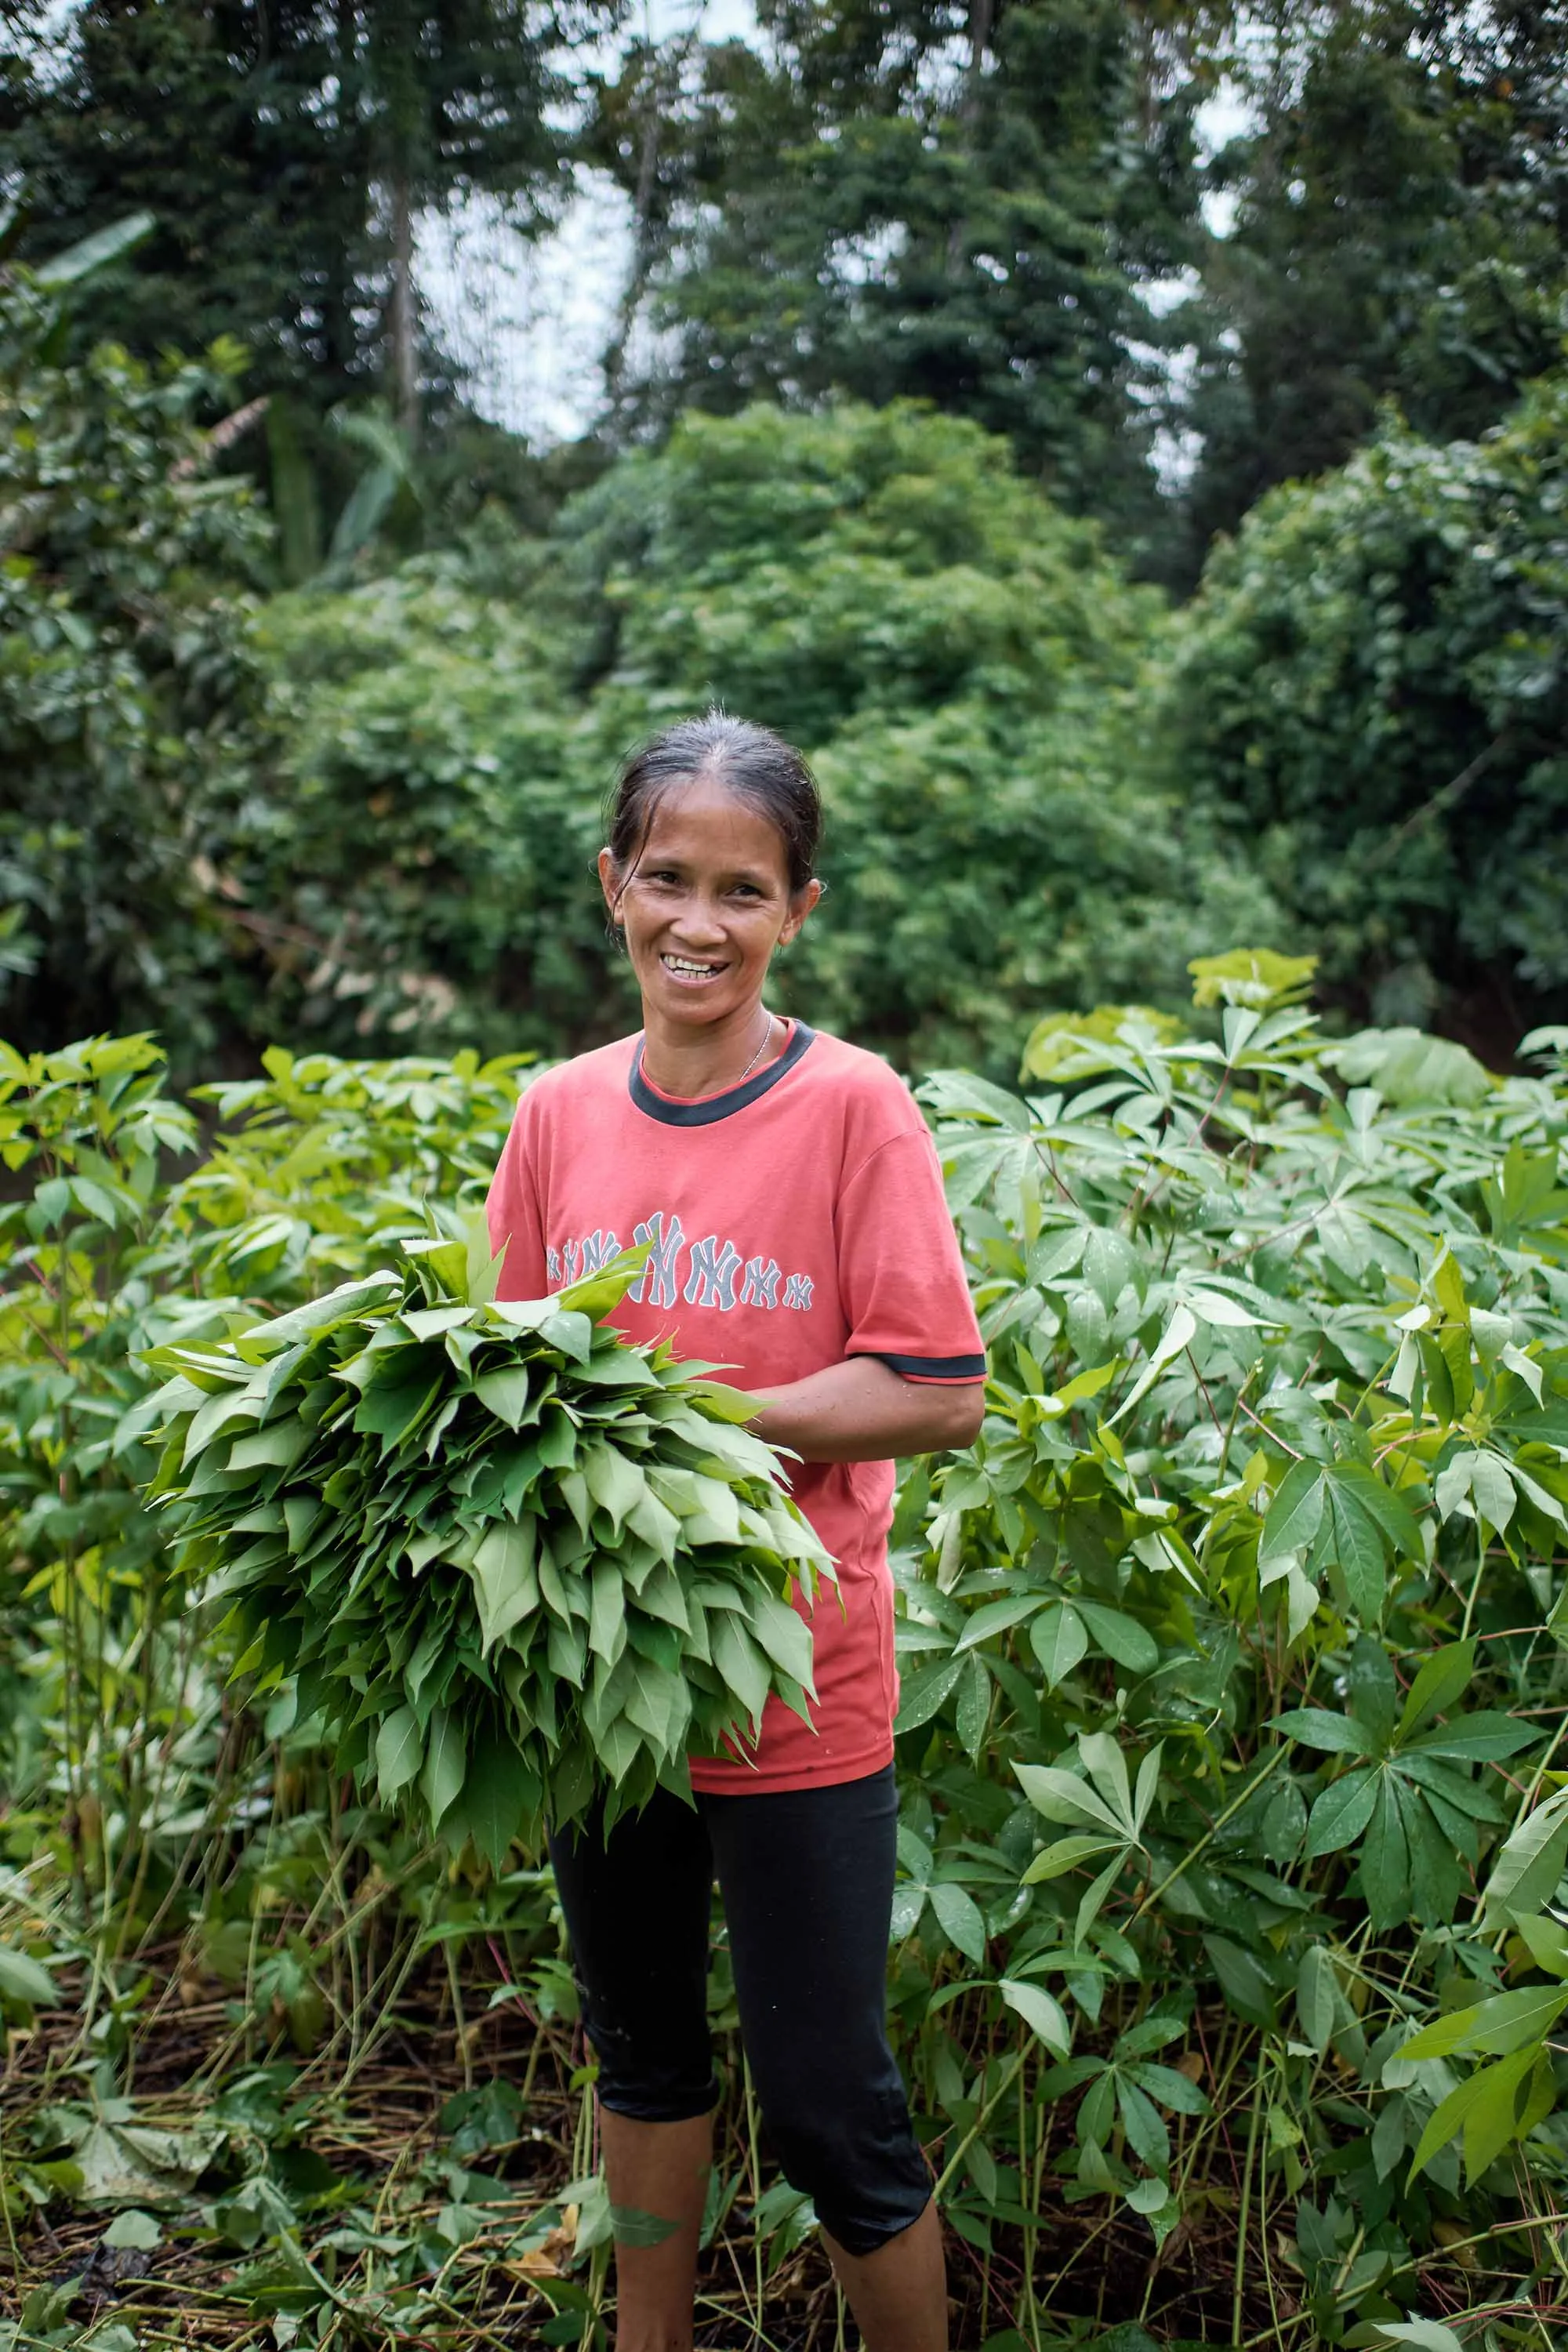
top-left (637, 775), bottom-right (789, 878)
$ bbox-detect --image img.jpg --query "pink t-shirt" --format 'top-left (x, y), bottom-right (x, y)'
top-left (484, 1022), bottom-right (985, 1793)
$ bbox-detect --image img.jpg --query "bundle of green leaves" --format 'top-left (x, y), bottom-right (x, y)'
top-left (142, 1232), bottom-right (831, 1859)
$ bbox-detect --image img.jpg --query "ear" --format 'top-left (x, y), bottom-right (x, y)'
top-left (778, 877), bottom-right (823, 947)
top-left (597, 847), bottom-right (622, 923)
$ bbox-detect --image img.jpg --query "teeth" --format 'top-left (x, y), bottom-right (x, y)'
top-left (663, 956), bottom-right (721, 975)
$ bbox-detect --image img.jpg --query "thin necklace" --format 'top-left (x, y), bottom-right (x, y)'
top-left (645, 1009), bottom-right (778, 1098)
top-left (732, 1011), bottom-right (778, 1087)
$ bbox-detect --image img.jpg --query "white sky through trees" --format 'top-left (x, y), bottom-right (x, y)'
top-left (419, 0), bottom-right (1249, 460)
top-left (419, 0), bottom-right (755, 442)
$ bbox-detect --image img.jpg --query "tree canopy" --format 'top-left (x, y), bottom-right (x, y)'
top-left (1181, 1), bottom-right (1568, 554)
top-left (589, 0), bottom-right (1207, 561)
top-left (1165, 372), bottom-right (1568, 1057)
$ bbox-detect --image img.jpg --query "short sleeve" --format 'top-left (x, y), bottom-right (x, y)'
top-left (485, 1091), bottom-right (550, 1301)
top-left (837, 1131), bottom-right (986, 1383)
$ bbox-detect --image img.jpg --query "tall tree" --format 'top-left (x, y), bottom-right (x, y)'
top-left (0, 0), bottom-right (613, 424)
top-left (1181, 1), bottom-right (1568, 553)
top-left (588, 0), bottom-right (1211, 561)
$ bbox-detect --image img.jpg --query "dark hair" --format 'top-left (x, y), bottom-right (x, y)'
top-left (605, 712), bottom-right (822, 904)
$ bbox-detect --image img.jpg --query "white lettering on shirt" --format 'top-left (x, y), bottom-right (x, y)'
top-left (554, 1211), bottom-right (812, 1316)
top-left (684, 1234), bottom-right (743, 1311)
top-left (741, 1254), bottom-right (782, 1308)
top-left (629, 1210), bottom-right (686, 1308)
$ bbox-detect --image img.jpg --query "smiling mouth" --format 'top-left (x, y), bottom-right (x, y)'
top-left (660, 953), bottom-right (728, 982)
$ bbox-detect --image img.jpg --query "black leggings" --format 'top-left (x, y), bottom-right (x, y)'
top-left (547, 1764), bottom-right (931, 2258)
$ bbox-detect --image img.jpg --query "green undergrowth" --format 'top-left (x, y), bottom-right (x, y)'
top-left (3, 952), bottom-right (1568, 2350)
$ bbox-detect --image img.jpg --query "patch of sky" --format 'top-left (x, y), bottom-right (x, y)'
top-left (419, 0), bottom-right (757, 445)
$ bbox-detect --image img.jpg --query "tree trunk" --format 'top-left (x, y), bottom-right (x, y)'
top-left (947, 0), bottom-right (996, 267)
top-left (964, 0), bottom-right (996, 123)
top-left (387, 166), bottom-right (417, 444)
top-left (604, 40), bottom-right (674, 418)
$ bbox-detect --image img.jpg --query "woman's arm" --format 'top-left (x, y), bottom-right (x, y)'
top-left (747, 1356), bottom-right (985, 1465)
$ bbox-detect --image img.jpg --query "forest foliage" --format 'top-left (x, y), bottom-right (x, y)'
top-left (4, 5), bottom-right (1568, 1073)
top-left (6, 254), bottom-right (1568, 1077)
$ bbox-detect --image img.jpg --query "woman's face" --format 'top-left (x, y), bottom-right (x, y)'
top-left (599, 775), bottom-right (820, 1034)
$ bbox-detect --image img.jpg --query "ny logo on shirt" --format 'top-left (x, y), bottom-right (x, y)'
top-left (546, 1208), bottom-right (815, 1314)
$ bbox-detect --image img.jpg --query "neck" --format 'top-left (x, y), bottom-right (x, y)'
top-left (641, 1000), bottom-right (776, 1098)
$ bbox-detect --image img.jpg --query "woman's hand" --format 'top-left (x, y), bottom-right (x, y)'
top-left (744, 1356), bottom-right (984, 1465)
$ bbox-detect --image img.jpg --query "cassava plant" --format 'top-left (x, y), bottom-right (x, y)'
top-left (141, 1230), bottom-right (833, 1856)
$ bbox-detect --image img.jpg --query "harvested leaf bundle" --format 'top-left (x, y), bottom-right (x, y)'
top-left (143, 1237), bottom-right (831, 1859)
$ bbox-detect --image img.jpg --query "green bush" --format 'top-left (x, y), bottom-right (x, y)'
top-left (239, 404), bottom-right (1273, 1076)
top-left (241, 572), bottom-right (610, 1058)
top-left (1165, 372), bottom-right (1568, 1042)
top-left (0, 274), bottom-right (271, 1059)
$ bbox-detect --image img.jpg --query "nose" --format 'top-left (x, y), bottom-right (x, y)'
top-left (669, 893), bottom-right (726, 948)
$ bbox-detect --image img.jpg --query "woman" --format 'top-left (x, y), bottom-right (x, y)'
top-left (485, 714), bottom-right (985, 2352)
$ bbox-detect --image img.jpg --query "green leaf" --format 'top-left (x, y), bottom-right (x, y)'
top-left (463, 1726), bottom-right (528, 1873)
top-left (421, 1708), bottom-right (466, 1828)
top-left (1511, 1914), bottom-right (1568, 1978)
top-left (1130, 2061), bottom-right (1207, 2116)
top-left (1304, 1766), bottom-right (1378, 1857)
top-left (467, 1518), bottom-right (539, 1653)
top-left (1410, 2045), bottom-right (1537, 2186)
top-left (1325, 1479), bottom-right (1386, 1621)
top-left (930, 1881), bottom-right (986, 1963)
top-left (1189, 948), bottom-right (1319, 1009)
top-left (1397, 1639), bottom-right (1475, 1740)
top-left (622, 1657), bottom-right (684, 1755)
top-left (1109, 1302), bottom-right (1196, 1422)
top-left (955, 1592), bottom-right (1044, 1650)
top-left (954, 1653), bottom-right (990, 1759)
top-left (34, 209), bottom-right (157, 286)
top-left (584, 1442), bottom-right (646, 1528)
top-left (711, 1615), bottom-right (770, 1724)
top-left (1203, 1936), bottom-right (1279, 2030)
top-left (1374, 2323), bottom-right (1467, 2350)
top-left (1259, 1461), bottom-right (1327, 1562)
top-left (1406, 1711), bottom-right (1538, 1762)
top-left (375, 1705), bottom-right (423, 1801)
top-left (1014, 1762), bottom-right (1127, 1838)
top-left (102, 2209), bottom-right (164, 2251)
top-left (1271, 1708), bottom-right (1370, 1754)
top-left (0, 1944), bottom-right (59, 2008)
top-left (1075, 1850), bottom-right (1129, 1947)
top-left (1074, 1600), bottom-right (1159, 1675)
top-left (998, 1977), bottom-right (1071, 2056)
top-left (1484, 1785), bottom-right (1568, 1922)
top-left (1030, 1602), bottom-right (1090, 1687)
top-left (588, 1561), bottom-right (628, 1668)
top-left (609, 2205), bottom-right (682, 2249)
top-left (1359, 1773), bottom-right (1410, 1927)
top-left (474, 1367), bottom-right (535, 1430)
top-left (1296, 1946), bottom-right (1338, 2055)
top-left (1116, 2077), bottom-right (1170, 2172)
top-left (1328, 1461), bottom-right (1423, 1563)
top-left (1021, 1834), bottom-right (1123, 1886)
top-left (894, 1656), bottom-right (964, 1734)
top-left (1399, 1980), bottom-right (1568, 2063)
top-left (746, 1590), bottom-right (815, 1690)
